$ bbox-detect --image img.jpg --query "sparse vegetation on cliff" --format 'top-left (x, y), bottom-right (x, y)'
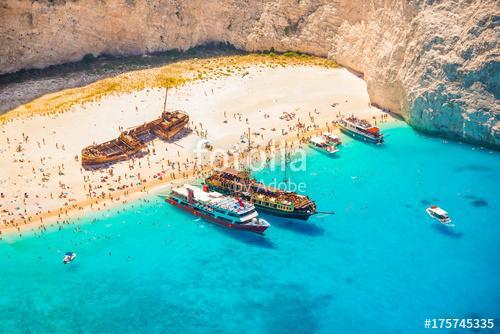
top-left (82, 53), bottom-right (96, 63)
top-left (0, 53), bottom-right (337, 123)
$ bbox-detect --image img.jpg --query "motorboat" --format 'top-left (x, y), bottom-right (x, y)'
top-left (322, 132), bottom-right (342, 145)
top-left (309, 136), bottom-right (339, 155)
top-left (63, 252), bottom-right (77, 264)
top-left (426, 206), bottom-right (453, 226)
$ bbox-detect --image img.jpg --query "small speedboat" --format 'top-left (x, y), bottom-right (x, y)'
top-left (309, 136), bottom-right (339, 155)
top-left (426, 206), bottom-right (453, 226)
top-left (63, 252), bottom-right (77, 264)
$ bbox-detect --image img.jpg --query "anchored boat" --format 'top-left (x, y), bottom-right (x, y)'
top-left (205, 168), bottom-right (317, 221)
top-left (63, 252), bottom-right (77, 264)
top-left (338, 116), bottom-right (384, 144)
top-left (309, 136), bottom-right (339, 155)
top-left (322, 132), bottom-right (342, 145)
top-left (166, 184), bottom-right (270, 234)
top-left (426, 206), bottom-right (453, 226)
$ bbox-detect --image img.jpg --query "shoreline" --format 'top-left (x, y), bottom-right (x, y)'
top-left (1, 59), bottom-right (392, 240)
top-left (0, 120), bottom-right (399, 240)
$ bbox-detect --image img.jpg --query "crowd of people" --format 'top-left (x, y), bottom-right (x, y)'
top-left (1, 88), bottom-right (390, 240)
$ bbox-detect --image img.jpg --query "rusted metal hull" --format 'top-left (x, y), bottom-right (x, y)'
top-left (81, 110), bottom-right (189, 167)
top-left (153, 112), bottom-right (189, 141)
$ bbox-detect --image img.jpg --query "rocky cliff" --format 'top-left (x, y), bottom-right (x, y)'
top-left (1, 0), bottom-right (498, 147)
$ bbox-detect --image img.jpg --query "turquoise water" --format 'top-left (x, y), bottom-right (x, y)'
top-left (1, 122), bottom-right (499, 333)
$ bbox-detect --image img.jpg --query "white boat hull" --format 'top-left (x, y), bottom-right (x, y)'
top-left (309, 143), bottom-right (338, 155)
top-left (426, 208), bottom-right (454, 226)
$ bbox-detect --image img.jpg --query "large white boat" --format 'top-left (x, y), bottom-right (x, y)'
top-left (338, 116), bottom-right (384, 144)
top-left (426, 206), bottom-right (453, 226)
top-left (166, 184), bottom-right (270, 234)
top-left (309, 136), bottom-right (339, 155)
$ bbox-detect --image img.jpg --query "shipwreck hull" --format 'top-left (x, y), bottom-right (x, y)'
top-left (154, 119), bottom-right (189, 141)
top-left (81, 136), bottom-right (146, 167)
top-left (82, 152), bottom-right (134, 166)
top-left (81, 110), bottom-right (189, 167)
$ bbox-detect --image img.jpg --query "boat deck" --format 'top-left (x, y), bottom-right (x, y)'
top-left (81, 110), bottom-right (189, 166)
top-left (206, 170), bottom-right (316, 211)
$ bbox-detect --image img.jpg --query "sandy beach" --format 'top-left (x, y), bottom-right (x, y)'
top-left (0, 63), bottom-right (392, 237)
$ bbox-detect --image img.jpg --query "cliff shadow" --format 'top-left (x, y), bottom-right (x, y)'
top-left (0, 42), bottom-right (246, 115)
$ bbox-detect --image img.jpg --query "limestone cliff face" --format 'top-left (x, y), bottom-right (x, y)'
top-left (1, 0), bottom-right (498, 147)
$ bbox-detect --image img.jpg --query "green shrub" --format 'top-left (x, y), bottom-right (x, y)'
top-left (82, 53), bottom-right (96, 63)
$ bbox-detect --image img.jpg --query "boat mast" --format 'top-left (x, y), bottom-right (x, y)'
top-left (163, 87), bottom-right (168, 113)
top-left (283, 142), bottom-right (288, 185)
top-left (246, 127), bottom-right (251, 171)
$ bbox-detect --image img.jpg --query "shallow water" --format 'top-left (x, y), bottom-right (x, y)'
top-left (1, 122), bottom-right (499, 333)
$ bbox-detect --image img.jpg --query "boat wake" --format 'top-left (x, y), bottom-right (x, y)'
top-left (431, 224), bottom-right (463, 239)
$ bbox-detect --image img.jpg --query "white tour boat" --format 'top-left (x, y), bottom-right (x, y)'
top-left (166, 184), bottom-right (270, 234)
top-left (338, 116), bottom-right (384, 144)
top-left (309, 136), bottom-right (339, 155)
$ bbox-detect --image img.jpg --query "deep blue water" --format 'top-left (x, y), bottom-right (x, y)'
top-left (1, 122), bottom-right (499, 333)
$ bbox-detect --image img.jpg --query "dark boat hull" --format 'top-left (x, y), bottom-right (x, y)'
top-left (254, 204), bottom-right (314, 221)
top-left (166, 198), bottom-right (268, 234)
